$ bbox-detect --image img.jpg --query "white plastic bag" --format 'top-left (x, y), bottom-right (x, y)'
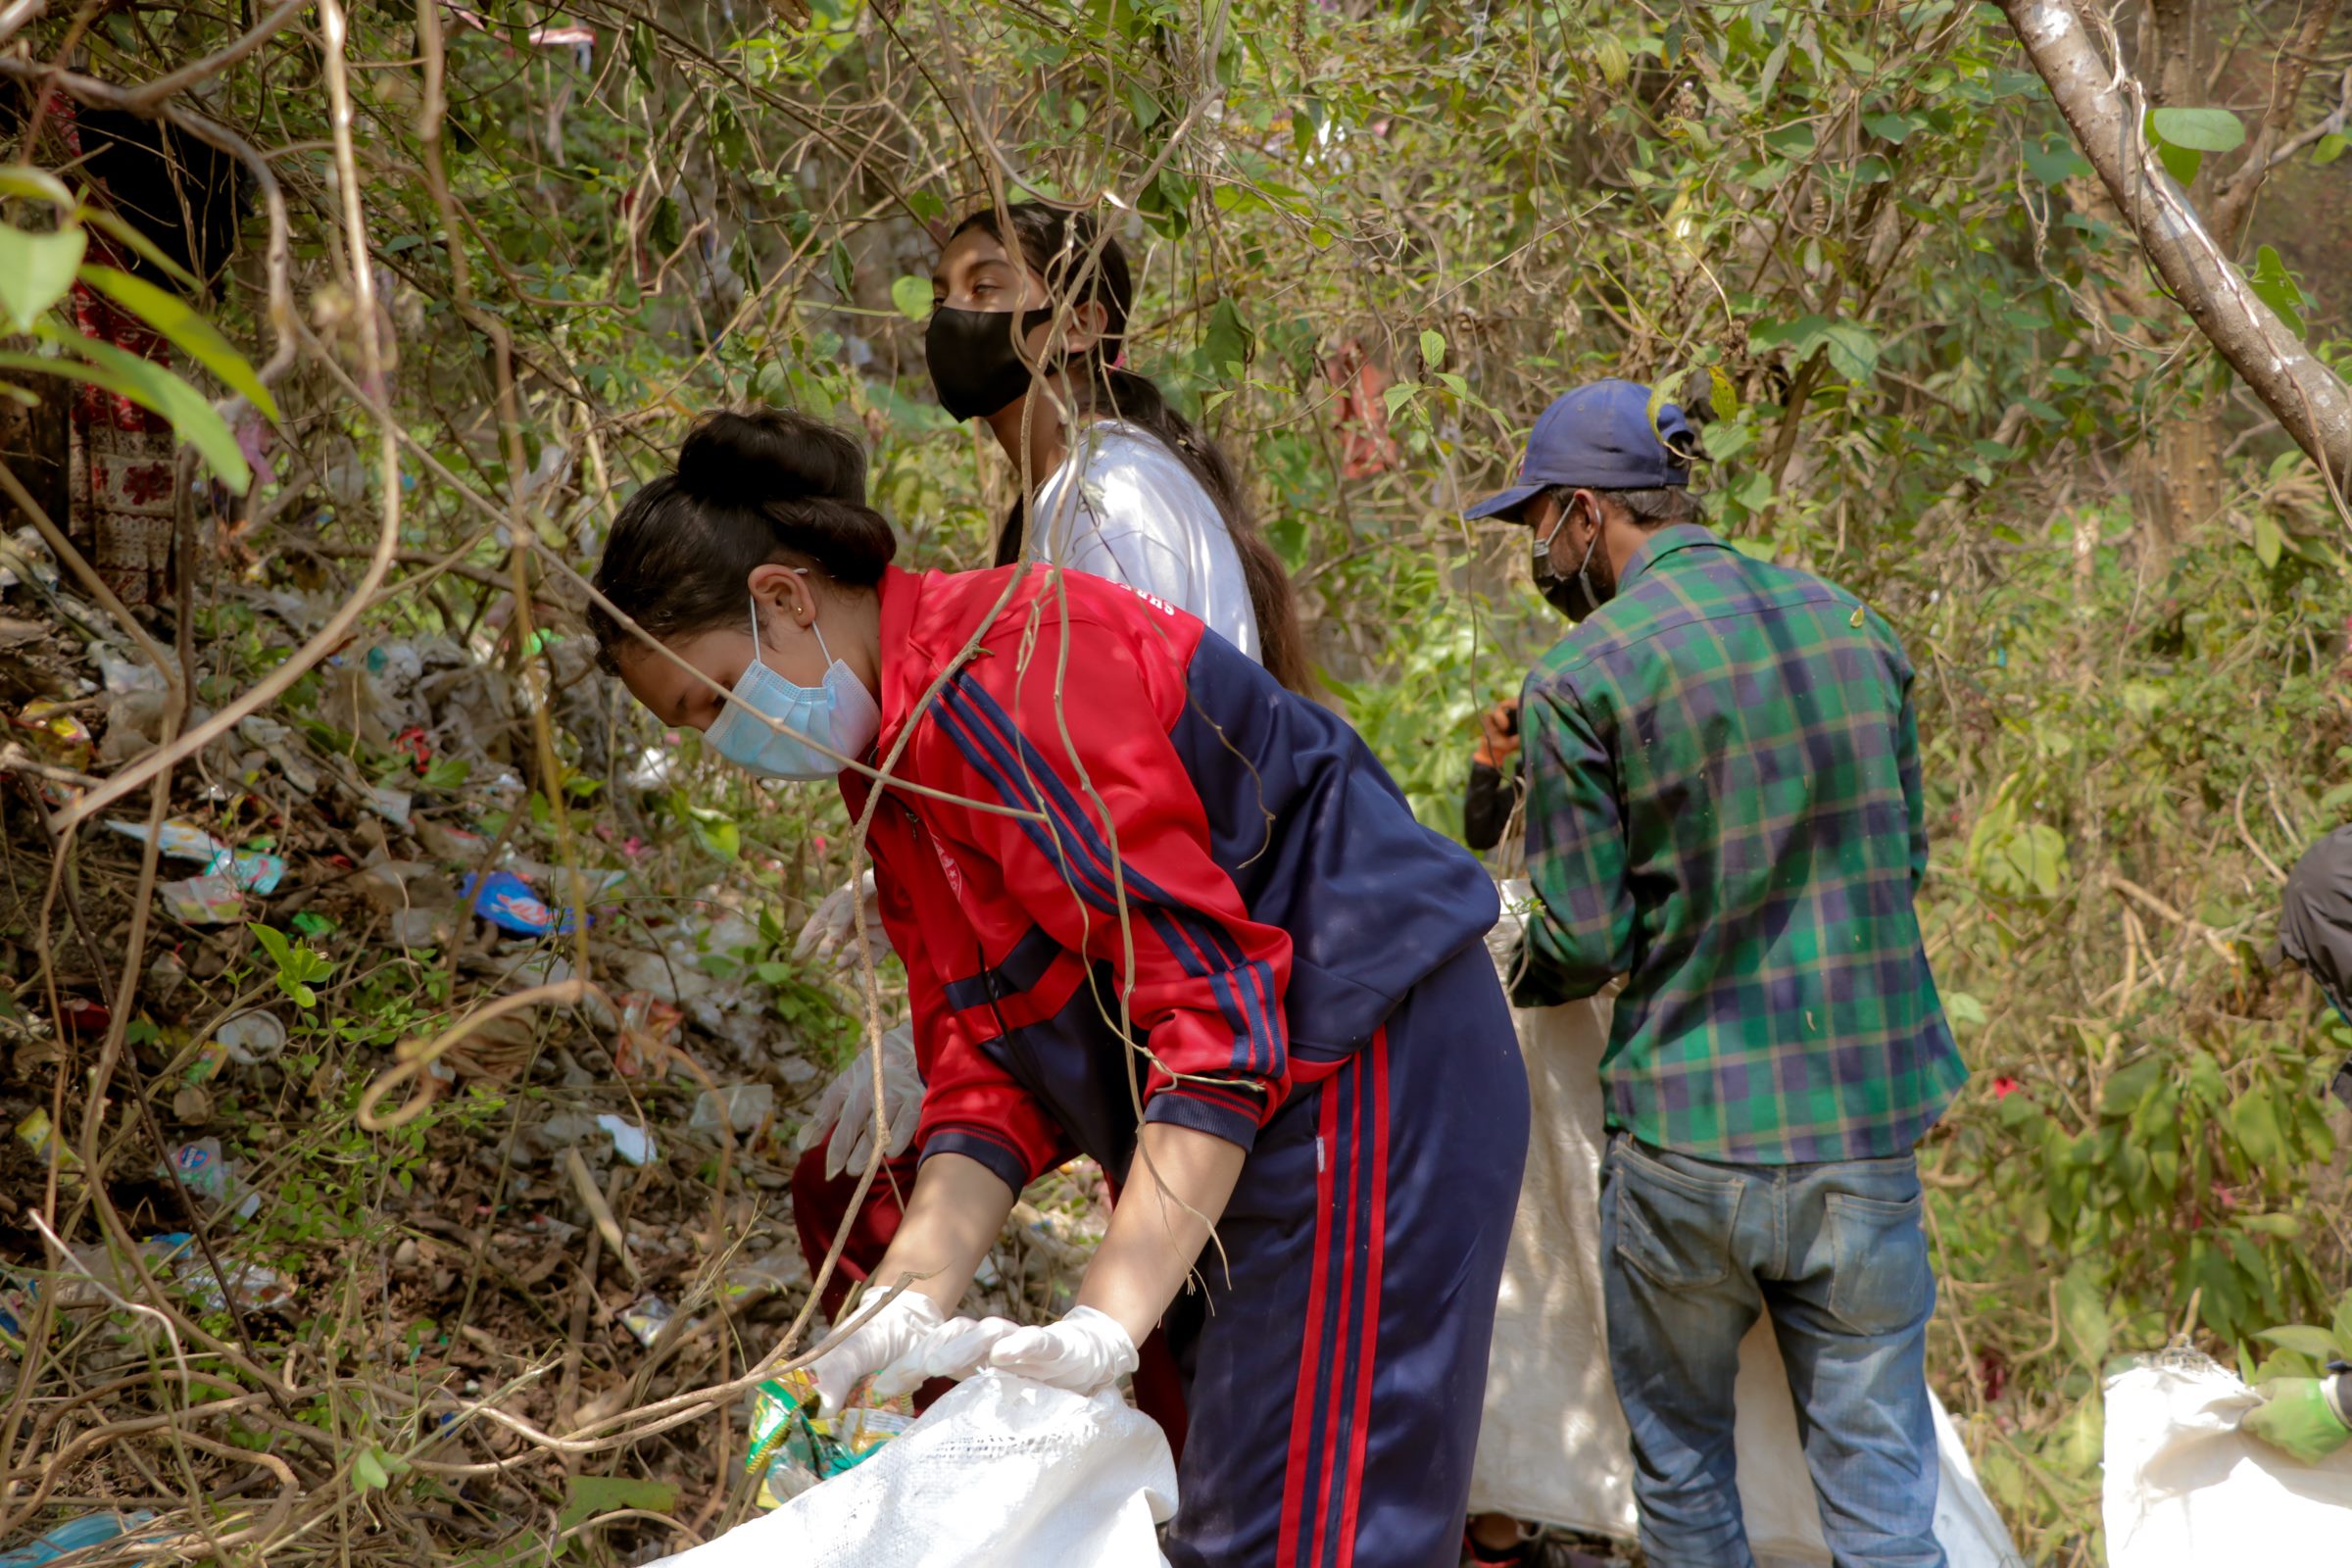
top-left (651, 1370), bottom-right (1177, 1568)
top-left (1469, 882), bottom-right (2020, 1567)
top-left (2105, 1350), bottom-right (2352, 1564)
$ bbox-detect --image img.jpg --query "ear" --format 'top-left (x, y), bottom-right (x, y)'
top-left (747, 562), bottom-right (817, 630)
top-left (1057, 298), bottom-right (1111, 360)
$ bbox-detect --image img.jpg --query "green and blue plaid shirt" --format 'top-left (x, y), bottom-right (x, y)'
top-left (1513, 524), bottom-right (1965, 1163)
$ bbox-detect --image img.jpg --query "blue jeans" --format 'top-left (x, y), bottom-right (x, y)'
top-left (1600, 1135), bottom-right (1944, 1568)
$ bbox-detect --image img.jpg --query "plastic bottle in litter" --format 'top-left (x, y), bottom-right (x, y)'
top-left (162, 1139), bottom-right (262, 1221)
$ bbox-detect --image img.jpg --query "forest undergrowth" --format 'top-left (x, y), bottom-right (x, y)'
top-left (0, 0), bottom-right (2348, 1564)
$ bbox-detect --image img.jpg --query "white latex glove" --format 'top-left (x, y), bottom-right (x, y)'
top-left (795, 1025), bottom-right (922, 1180)
top-left (875, 1314), bottom-right (1025, 1396)
top-left (805, 1289), bottom-right (944, 1415)
top-left (984, 1306), bottom-right (1138, 1394)
top-left (793, 870), bottom-right (891, 972)
top-left (881, 1306), bottom-right (1137, 1398)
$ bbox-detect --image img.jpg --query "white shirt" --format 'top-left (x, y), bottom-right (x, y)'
top-left (1025, 421), bottom-right (1262, 664)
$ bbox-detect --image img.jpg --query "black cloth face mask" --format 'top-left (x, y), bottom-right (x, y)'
top-left (925, 306), bottom-right (1057, 421)
top-left (1531, 505), bottom-right (1604, 620)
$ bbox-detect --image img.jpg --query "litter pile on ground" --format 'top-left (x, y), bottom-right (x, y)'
top-left (0, 524), bottom-right (1108, 1565)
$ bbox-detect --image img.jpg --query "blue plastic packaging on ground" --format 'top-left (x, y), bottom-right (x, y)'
top-left (461, 871), bottom-right (578, 936)
top-left (0, 1509), bottom-right (157, 1566)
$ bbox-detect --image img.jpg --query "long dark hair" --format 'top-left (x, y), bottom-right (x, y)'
top-left (956, 203), bottom-right (1311, 693)
top-left (588, 408), bottom-right (895, 669)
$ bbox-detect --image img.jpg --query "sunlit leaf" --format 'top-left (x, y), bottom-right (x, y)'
top-left (0, 223), bottom-right (85, 332)
top-left (889, 274), bottom-right (932, 322)
top-left (1419, 328), bottom-right (1445, 371)
top-left (78, 265), bottom-right (278, 420)
top-left (34, 320), bottom-right (250, 491)
top-left (0, 166), bottom-right (74, 208)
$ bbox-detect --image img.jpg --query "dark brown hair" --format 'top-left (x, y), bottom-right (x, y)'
top-left (588, 408), bottom-right (894, 670)
top-left (957, 203), bottom-right (1311, 693)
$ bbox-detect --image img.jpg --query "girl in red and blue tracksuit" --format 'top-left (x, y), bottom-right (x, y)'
top-left (591, 407), bottom-right (1529, 1568)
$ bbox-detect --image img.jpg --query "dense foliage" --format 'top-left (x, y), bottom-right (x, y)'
top-left (0, 1), bottom-right (2347, 1563)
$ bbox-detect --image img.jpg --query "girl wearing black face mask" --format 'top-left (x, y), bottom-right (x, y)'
top-left (924, 203), bottom-right (1310, 693)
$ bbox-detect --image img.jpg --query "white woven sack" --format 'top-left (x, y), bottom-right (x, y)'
top-left (1471, 881), bottom-right (2021, 1568)
top-left (2105, 1351), bottom-right (2352, 1565)
top-left (650, 1369), bottom-right (1178, 1568)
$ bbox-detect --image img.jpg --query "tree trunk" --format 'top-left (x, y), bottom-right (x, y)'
top-left (2000, 0), bottom-right (2352, 495)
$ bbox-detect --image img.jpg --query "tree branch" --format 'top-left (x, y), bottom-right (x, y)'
top-left (2209, 0), bottom-right (2348, 246)
top-left (2000, 0), bottom-right (2352, 490)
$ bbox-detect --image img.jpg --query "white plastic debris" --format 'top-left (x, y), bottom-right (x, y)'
top-left (595, 1114), bottom-right (658, 1166)
top-left (215, 1010), bottom-right (287, 1065)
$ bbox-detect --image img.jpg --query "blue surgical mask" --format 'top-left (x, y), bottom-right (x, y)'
top-left (702, 597), bottom-right (881, 781)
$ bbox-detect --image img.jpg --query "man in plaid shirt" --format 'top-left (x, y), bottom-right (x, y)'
top-left (1467, 380), bottom-right (1967, 1568)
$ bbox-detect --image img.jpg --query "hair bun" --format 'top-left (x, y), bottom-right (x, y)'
top-left (676, 407), bottom-right (869, 510)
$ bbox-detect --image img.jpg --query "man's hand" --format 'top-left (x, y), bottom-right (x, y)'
top-left (2242, 1374), bottom-right (2352, 1464)
top-left (796, 1025), bottom-right (922, 1180)
top-left (1474, 700), bottom-right (1522, 768)
top-left (794, 869), bottom-right (891, 972)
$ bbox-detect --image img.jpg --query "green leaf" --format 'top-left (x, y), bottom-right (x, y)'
top-left (1593, 35), bottom-right (1630, 88)
top-left (2150, 106), bottom-right (2246, 154)
top-left (2024, 137), bottom-right (2091, 186)
top-left (1944, 991), bottom-right (1987, 1028)
top-left (2248, 244), bottom-right (2307, 336)
top-left (2255, 1324), bottom-right (2343, 1360)
top-left (1819, 320), bottom-right (1880, 385)
top-left (2056, 1262), bottom-right (2112, 1372)
top-left (36, 322), bottom-right (250, 492)
top-left (2155, 140), bottom-right (2203, 187)
top-left (1202, 297), bottom-right (1252, 376)
top-left (1706, 367), bottom-right (1738, 422)
top-left (0, 223), bottom-right (85, 332)
top-left (2315, 132), bottom-right (2348, 166)
top-left (1382, 380), bottom-right (1420, 418)
top-left (249, 922), bottom-right (294, 970)
top-left (353, 1446), bottom-right (391, 1491)
top-left (1418, 328), bottom-right (1445, 372)
top-left (77, 265), bottom-right (278, 420)
top-left (629, 22), bottom-right (658, 91)
top-left (0, 166), bottom-right (74, 208)
top-left (906, 189), bottom-right (946, 222)
top-left (2251, 511), bottom-right (2284, 570)
top-left (1702, 420), bottom-right (1755, 463)
top-left (558, 1474), bottom-right (680, 1532)
top-left (889, 275), bottom-right (932, 322)
top-left (1862, 112), bottom-right (1920, 144)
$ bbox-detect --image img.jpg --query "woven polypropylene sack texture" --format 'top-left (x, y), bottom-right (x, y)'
top-left (2105, 1351), bottom-right (2352, 1563)
top-left (651, 1370), bottom-right (1177, 1568)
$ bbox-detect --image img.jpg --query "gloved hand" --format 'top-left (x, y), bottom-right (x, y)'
top-left (985, 1305), bottom-right (1139, 1394)
top-left (794, 870), bottom-right (891, 972)
top-left (2242, 1373), bottom-right (2352, 1464)
top-left (883, 1306), bottom-right (1138, 1398)
top-left (876, 1314), bottom-right (1025, 1396)
top-left (805, 1288), bottom-right (944, 1415)
top-left (796, 1025), bottom-right (922, 1180)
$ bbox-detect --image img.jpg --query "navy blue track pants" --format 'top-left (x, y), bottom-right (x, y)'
top-left (1158, 943), bottom-right (1530, 1567)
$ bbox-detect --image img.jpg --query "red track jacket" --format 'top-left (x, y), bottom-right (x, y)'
top-left (842, 564), bottom-right (1495, 1194)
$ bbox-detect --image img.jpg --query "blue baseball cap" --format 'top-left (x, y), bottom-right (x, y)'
top-left (1465, 379), bottom-right (1696, 522)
